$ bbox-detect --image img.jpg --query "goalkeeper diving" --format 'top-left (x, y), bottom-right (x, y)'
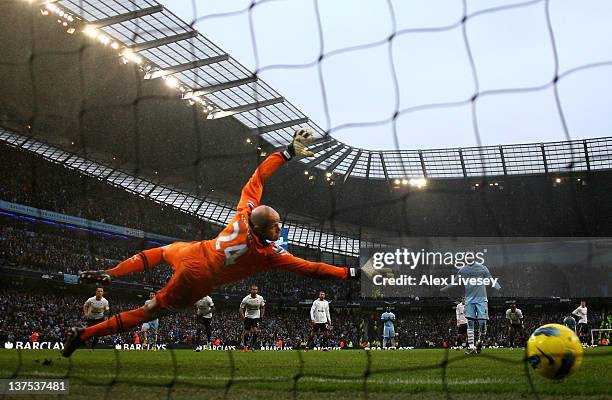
top-left (63, 129), bottom-right (363, 357)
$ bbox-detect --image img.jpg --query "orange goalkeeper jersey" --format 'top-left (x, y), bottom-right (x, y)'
top-left (196, 151), bottom-right (348, 288)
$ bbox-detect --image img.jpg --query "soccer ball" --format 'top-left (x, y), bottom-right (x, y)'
top-left (526, 323), bottom-right (583, 380)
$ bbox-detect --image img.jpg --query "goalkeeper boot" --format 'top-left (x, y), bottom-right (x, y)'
top-left (62, 327), bottom-right (85, 358)
top-left (78, 270), bottom-right (112, 285)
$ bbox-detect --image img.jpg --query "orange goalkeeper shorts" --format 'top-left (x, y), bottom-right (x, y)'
top-left (155, 241), bottom-right (212, 310)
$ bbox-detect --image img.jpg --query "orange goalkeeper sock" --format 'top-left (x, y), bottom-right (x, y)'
top-left (106, 247), bottom-right (163, 277)
top-left (80, 307), bottom-right (148, 341)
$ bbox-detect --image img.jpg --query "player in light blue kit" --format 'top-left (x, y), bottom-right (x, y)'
top-left (381, 306), bottom-right (396, 348)
top-left (141, 291), bottom-right (159, 350)
top-left (443, 262), bottom-right (501, 354)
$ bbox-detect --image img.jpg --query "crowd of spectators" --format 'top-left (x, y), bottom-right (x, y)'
top-left (0, 213), bottom-right (359, 299)
top-left (0, 287), bottom-right (362, 348)
top-left (0, 215), bottom-right (174, 286)
top-left (0, 144), bottom-right (215, 240)
top-left (0, 287), bottom-right (82, 344)
top-left (1, 287), bottom-right (607, 349)
top-left (1, 143), bottom-right (610, 350)
top-left (380, 307), bottom-right (607, 348)
top-left (0, 144), bottom-right (360, 299)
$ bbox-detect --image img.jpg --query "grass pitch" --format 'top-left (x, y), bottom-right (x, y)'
top-left (0, 347), bottom-right (610, 399)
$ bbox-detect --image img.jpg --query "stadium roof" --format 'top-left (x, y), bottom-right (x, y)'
top-left (0, 127), bottom-right (365, 256)
top-left (15, 0), bottom-right (612, 181)
top-left (3, 0), bottom-right (612, 234)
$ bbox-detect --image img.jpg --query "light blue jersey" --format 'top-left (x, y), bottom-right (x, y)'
top-left (457, 263), bottom-right (501, 304)
top-left (381, 312), bottom-right (395, 328)
top-left (454, 263), bottom-right (501, 321)
top-left (381, 312), bottom-right (396, 338)
top-left (142, 299), bottom-right (159, 332)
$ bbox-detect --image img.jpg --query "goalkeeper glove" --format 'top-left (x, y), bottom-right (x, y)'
top-left (348, 268), bottom-right (360, 280)
top-left (283, 128), bottom-right (315, 159)
top-left (347, 263), bottom-right (394, 281)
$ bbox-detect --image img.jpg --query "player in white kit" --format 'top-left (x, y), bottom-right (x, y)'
top-left (195, 295), bottom-right (215, 351)
top-left (83, 287), bottom-right (109, 350)
top-left (306, 291), bottom-right (331, 350)
top-left (455, 297), bottom-right (467, 349)
top-left (572, 300), bottom-right (588, 345)
top-left (240, 285), bottom-right (265, 352)
top-left (505, 303), bottom-right (524, 348)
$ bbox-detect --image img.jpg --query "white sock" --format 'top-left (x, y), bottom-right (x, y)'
top-left (467, 328), bottom-right (475, 348)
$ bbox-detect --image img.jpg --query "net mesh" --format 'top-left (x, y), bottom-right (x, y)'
top-left (2, 346), bottom-right (612, 399)
top-left (0, 0), bottom-right (611, 398)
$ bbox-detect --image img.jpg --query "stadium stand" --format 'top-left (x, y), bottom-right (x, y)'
top-left (0, 143), bottom-right (216, 240)
top-left (0, 286), bottom-right (607, 349)
top-left (0, 212), bottom-right (358, 299)
top-left (0, 1), bottom-right (611, 398)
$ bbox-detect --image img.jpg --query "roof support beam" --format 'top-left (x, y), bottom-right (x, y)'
top-left (193, 199), bottom-right (206, 215)
top-left (252, 118), bottom-right (309, 135)
top-left (129, 31), bottom-right (197, 52)
top-left (343, 150), bottom-right (362, 182)
top-left (144, 54), bottom-right (229, 79)
top-left (89, 5), bottom-right (164, 28)
top-left (541, 144), bottom-right (548, 174)
top-left (327, 147), bottom-right (353, 171)
top-left (305, 143), bottom-right (339, 168)
top-left (304, 135), bottom-right (335, 148)
top-left (210, 97), bottom-right (284, 119)
top-left (379, 152), bottom-right (389, 182)
top-left (419, 150), bottom-right (427, 178)
top-left (187, 76), bottom-right (258, 98)
top-left (583, 140), bottom-right (591, 171)
top-left (306, 137), bottom-right (335, 152)
top-left (459, 149), bottom-right (467, 178)
top-left (499, 146), bottom-right (507, 176)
